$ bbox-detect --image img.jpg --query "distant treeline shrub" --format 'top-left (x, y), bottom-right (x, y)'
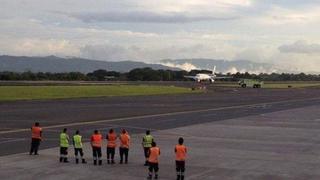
top-left (1, 68), bottom-right (320, 81)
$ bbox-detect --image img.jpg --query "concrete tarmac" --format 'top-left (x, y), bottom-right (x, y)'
top-left (1, 104), bottom-right (320, 179)
top-left (1, 87), bottom-right (320, 156)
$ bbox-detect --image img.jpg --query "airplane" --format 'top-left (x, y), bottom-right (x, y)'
top-left (184, 66), bottom-right (232, 83)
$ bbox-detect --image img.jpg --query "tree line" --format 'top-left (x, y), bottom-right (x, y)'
top-left (1, 68), bottom-right (320, 81)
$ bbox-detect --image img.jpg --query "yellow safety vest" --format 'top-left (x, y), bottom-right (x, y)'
top-left (60, 133), bottom-right (69, 148)
top-left (73, 135), bottom-right (82, 148)
top-left (143, 135), bottom-right (153, 148)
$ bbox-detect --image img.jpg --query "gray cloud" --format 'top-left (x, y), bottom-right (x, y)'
top-left (69, 11), bottom-right (237, 23)
top-left (80, 43), bottom-right (214, 62)
top-left (2, 1), bottom-right (320, 73)
top-left (279, 41), bottom-right (320, 54)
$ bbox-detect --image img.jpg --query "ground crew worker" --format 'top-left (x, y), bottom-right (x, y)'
top-left (119, 129), bottom-right (130, 164)
top-left (30, 122), bottom-right (42, 155)
top-left (73, 130), bottom-right (87, 164)
top-left (175, 137), bottom-right (187, 180)
top-left (142, 130), bottom-right (154, 166)
top-left (147, 141), bottom-right (160, 180)
top-left (106, 128), bottom-right (117, 164)
top-left (91, 129), bottom-right (103, 165)
top-left (59, 128), bottom-right (69, 163)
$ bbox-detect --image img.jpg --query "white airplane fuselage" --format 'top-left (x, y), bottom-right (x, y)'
top-left (184, 66), bottom-right (231, 83)
top-left (194, 73), bottom-right (215, 83)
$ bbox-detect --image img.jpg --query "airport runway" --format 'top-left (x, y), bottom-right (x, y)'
top-left (1, 87), bottom-right (320, 156)
top-left (2, 94), bottom-right (320, 179)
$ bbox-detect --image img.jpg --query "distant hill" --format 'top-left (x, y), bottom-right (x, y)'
top-left (0, 55), bottom-right (176, 73)
top-left (160, 58), bottom-right (285, 74)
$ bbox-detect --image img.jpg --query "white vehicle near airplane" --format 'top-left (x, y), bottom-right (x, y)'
top-left (184, 66), bottom-right (232, 83)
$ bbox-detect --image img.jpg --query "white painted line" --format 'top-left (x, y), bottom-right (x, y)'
top-left (0, 137), bottom-right (26, 140)
top-left (0, 139), bottom-right (26, 144)
top-left (1, 97), bottom-right (320, 135)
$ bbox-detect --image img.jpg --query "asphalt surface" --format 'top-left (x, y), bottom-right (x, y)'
top-left (1, 85), bottom-right (320, 156)
top-left (2, 100), bottom-right (320, 179)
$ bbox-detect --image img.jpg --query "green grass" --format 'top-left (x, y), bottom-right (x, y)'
top-left (215, 81), bottom-right (320, 89)
top-left (0, 85), bottom-right (197, 101)
top-left (263, 82), bottom-right (320, 89)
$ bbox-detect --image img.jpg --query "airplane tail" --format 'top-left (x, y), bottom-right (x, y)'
top-left (212, 66), bottom-right (216, 74)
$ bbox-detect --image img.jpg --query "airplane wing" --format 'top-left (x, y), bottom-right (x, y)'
top-left (184, 76), bottom-right (197, 80)
top-left (213, 76), bottom-right (233, 79)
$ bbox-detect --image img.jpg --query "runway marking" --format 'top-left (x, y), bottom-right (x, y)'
top-left (1, 97), bottom-right (320, 135)
top-left (0, 138), bottom-right (26, 144)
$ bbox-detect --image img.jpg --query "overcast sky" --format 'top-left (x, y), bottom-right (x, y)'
top-left (1, 0), bottom-right (320, 72)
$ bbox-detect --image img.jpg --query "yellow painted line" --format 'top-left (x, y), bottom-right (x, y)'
top-left (1, 97), bottom-right (320, 135)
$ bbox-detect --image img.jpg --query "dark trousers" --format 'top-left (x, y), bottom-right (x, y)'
top-left (144, 147), bottom-right (150, 158)
top-left (92, 147), bottom-right (102, 160)
top-left (107, 147), bottom-right (115, 160)
top-left (176, 161), bottom-right (185, 179)
top-left (30, 138), bottom-right (40, 155)
top-left (74, 148), bottom-right (84, 157)
top-left (119, 147), bottom-right (129, 163)
top-left (60, 147), bottom-right (68, 162)
top-left (176, 161), bottom-right (185, 172)
top-left (60, 147), bottom-right (68, 156)
top-left (149, 162), bottom-right (159, 173)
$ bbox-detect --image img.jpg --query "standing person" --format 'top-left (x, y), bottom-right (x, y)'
top-left (73, 130), bottom-right (87, 164)
top-left (91, 130), bottom-right (103, 165)
top-left (147, 141), bottom-right (160, 180)
top-left (59, 128), bottom-right (69, 163)
top-left (30, 122), bottom-right (42, 155)
top-left (142, 130), bottom-right (154, 166)
top-left (175, 137), bottom-right (187, 180)
top-left (119, 129), bottom-right (130, 164)
top-left (106, 128), bottom-right (117, 164)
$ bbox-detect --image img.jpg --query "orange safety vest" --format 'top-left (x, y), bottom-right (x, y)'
top-left (107, 132), bottom-right (117, 148)
top-left (91, 134), bottom-right (102, 147)
top-left (31, 126), bottom-right (42, 139)
top-left (175, 145), bottom-right (187, 161)
top-left (148, 147), bottom-right (160, 163)
top-left (120, 133), bottom-right (130, 148)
